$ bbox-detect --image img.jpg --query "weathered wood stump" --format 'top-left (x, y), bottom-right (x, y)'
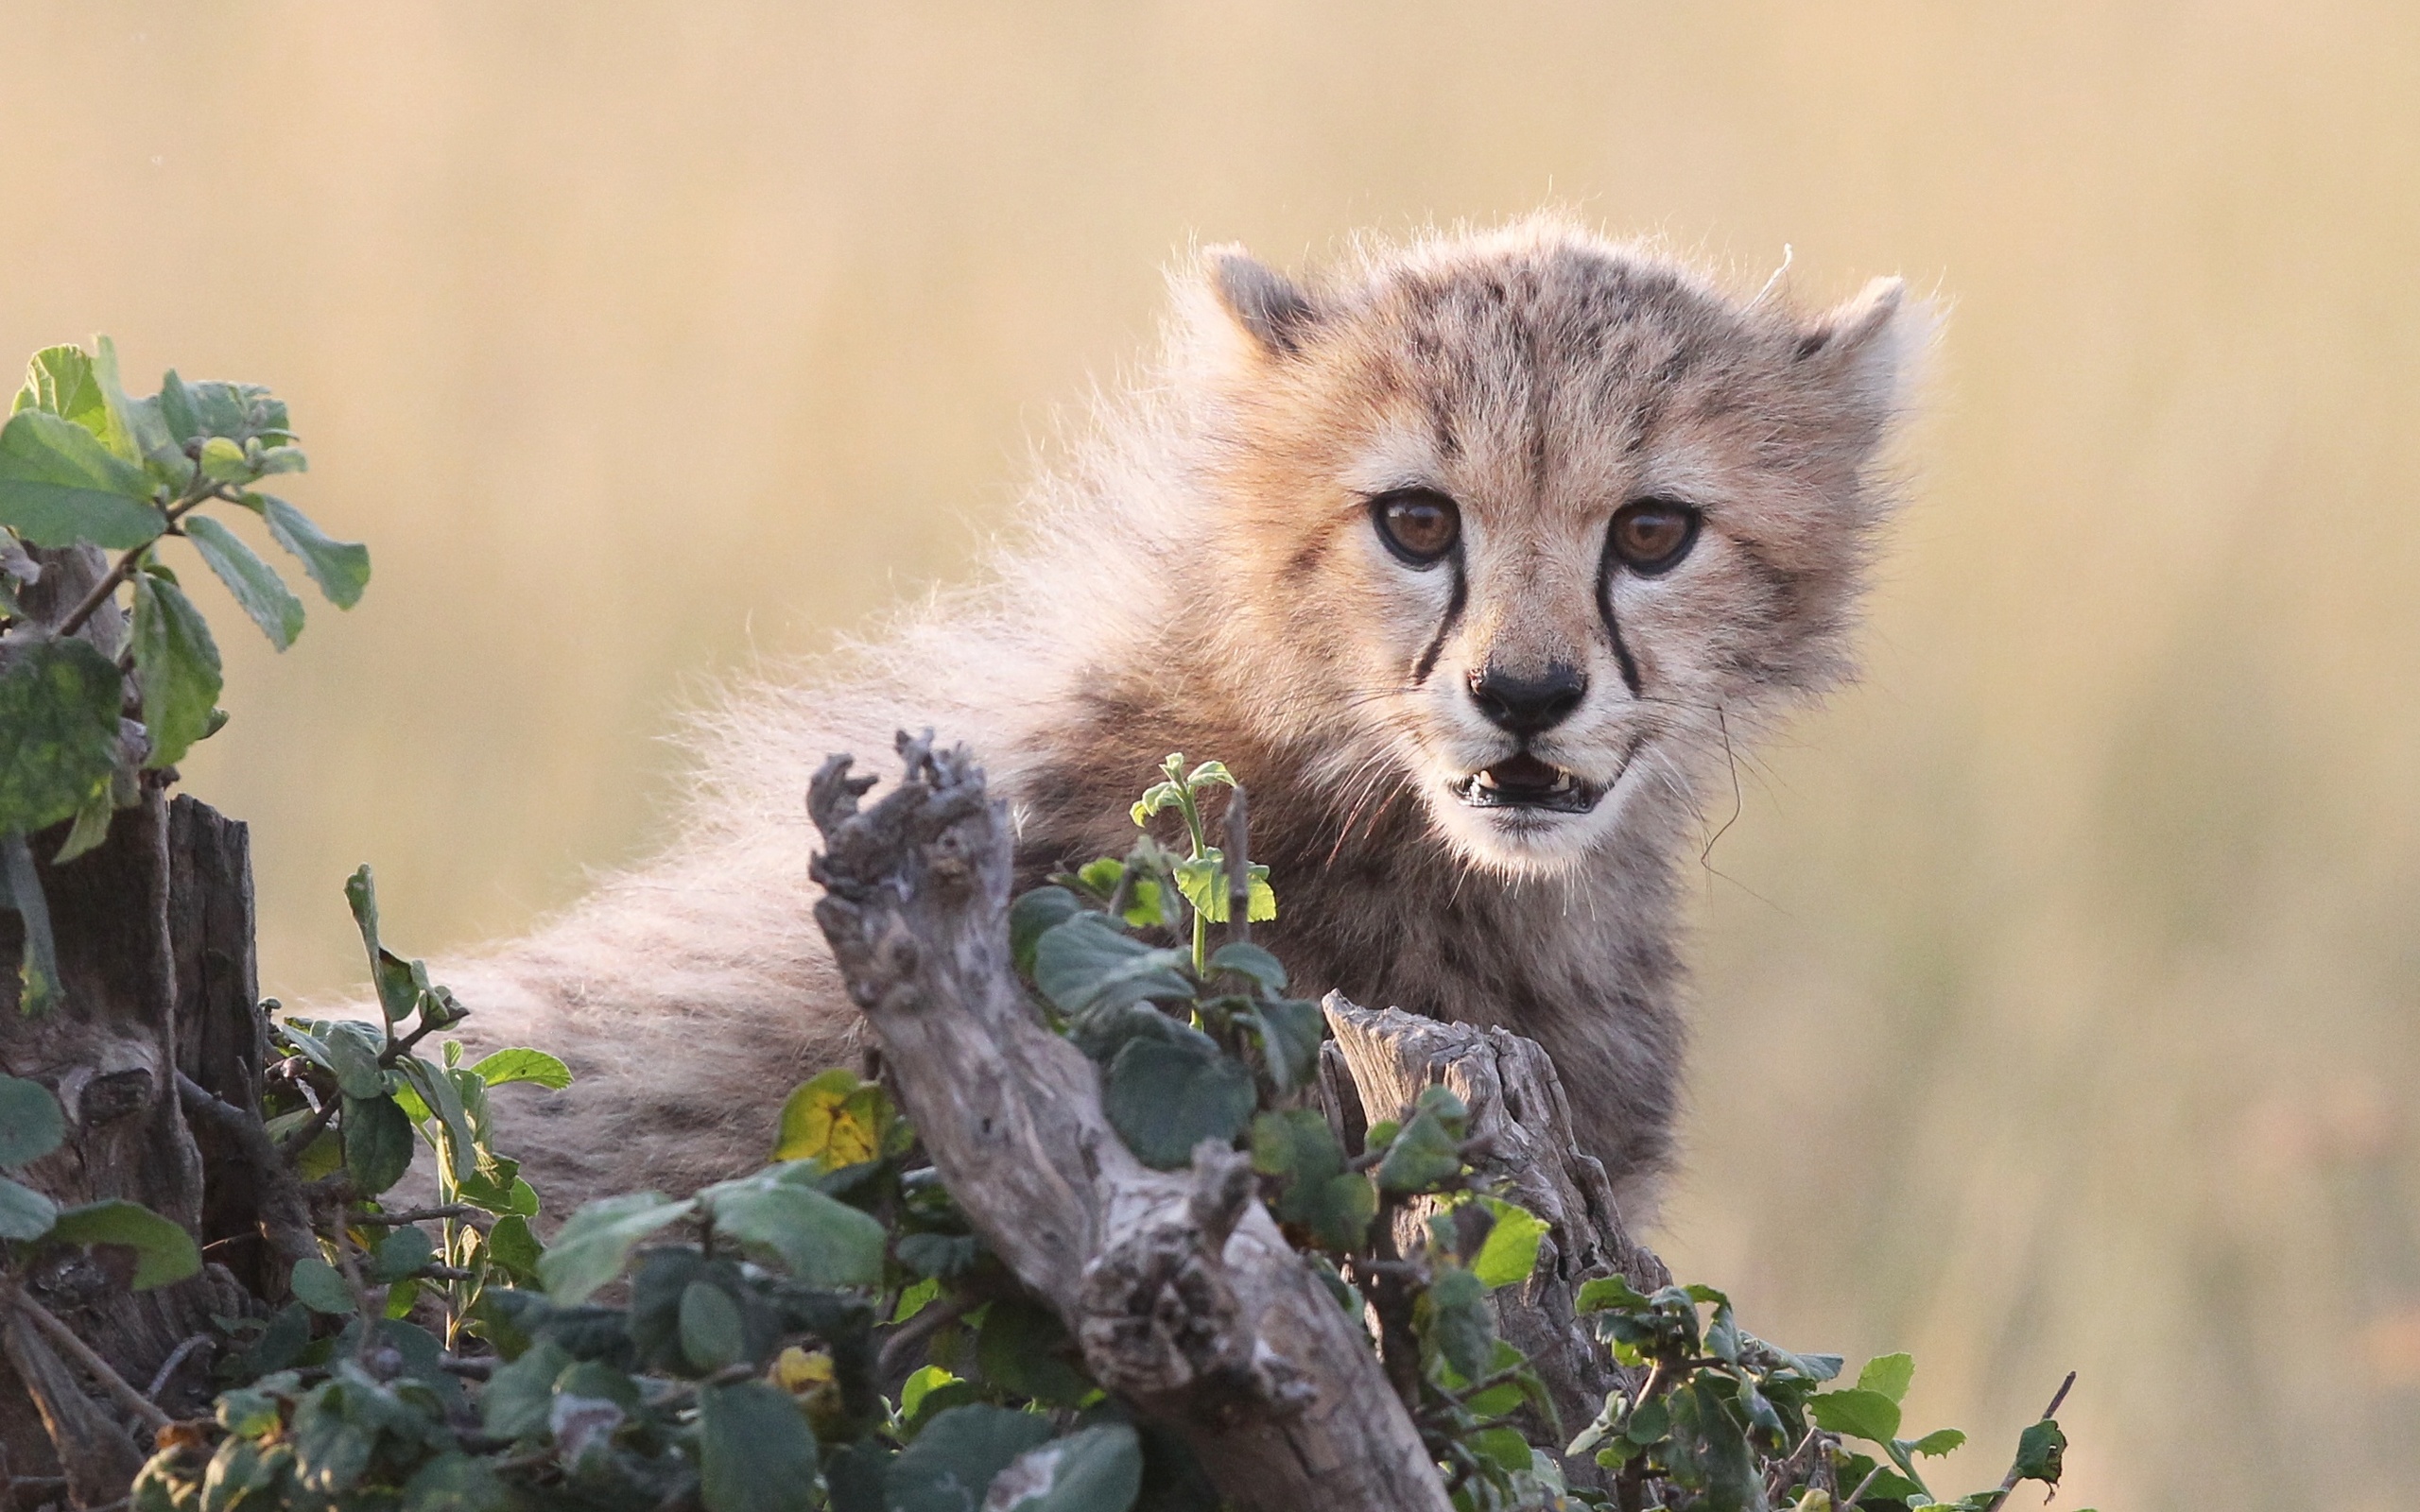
top-left (1320, 994), bottom-right (1670, 1483)
top-left (0, 546), bottom-right (273, 1503)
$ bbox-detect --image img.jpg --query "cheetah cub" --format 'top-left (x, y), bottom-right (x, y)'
top-left (441, 217), bottom-right (1926, 1220)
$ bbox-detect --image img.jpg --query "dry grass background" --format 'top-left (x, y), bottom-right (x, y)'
top-left (6, 3), bottom-right (2418, 1504)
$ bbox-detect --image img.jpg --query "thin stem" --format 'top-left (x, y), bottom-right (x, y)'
top-left (1976, 1372), bottom-right (2077, 1512)
top-left (875, 1289), bottom-right (982, 1379)
top-left (353, 1205), bottom-right (493, 1231)
top-left (5, 1289), bottom-right (170, 1433)
top-left (325, 1204), bottom-right (381, 1364)
top-left (276, 1097), bottom-right (338, 1161)
top-left (1225, 783), bottom-right (1252, 949)
top-left (53, 481), bottom-right (227, 639)
top-left (143, 1334), bottom-right (212, 1401)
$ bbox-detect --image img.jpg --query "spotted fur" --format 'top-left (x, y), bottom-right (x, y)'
top-left (431, 218), bottom-right (1927, 1219)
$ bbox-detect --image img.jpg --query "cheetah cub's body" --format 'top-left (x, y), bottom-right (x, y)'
top-left (444, 219), bottom-right (1922, 1219)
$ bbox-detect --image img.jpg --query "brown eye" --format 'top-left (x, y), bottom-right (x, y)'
top-left (1371, 489), bottom-right (1461, 566)
top-left (1608, 498), bottom-right (1700, 575)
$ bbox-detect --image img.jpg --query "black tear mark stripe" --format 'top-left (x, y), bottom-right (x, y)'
top-left (1409, 556), bottom-right (1468, 686)
top-left (1598, 560), bottom-right (1645, 697)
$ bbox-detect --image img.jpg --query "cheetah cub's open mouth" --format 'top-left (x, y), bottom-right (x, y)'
top-left (1452, 752), bottom-right (1602, 815)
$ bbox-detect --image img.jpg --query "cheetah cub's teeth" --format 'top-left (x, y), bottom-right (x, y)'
top-left (1456, 752), bottom-right (1601, 815)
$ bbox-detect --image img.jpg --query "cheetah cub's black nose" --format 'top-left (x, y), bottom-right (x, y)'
top-left (1467, 663), bottom-right (1588, 736)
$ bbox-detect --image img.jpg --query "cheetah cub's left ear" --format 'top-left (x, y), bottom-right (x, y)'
top-left (1793, 276), bottom-right (1934, 422)
top-left (1203, 247), bottom-right (1322, 357)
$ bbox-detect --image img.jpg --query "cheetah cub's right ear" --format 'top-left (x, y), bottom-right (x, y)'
top-left (1204, 247), bottom-right (1322, 358)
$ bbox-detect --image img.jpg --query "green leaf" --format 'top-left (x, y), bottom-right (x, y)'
top-left (1205, 941), bottom-right (1286, 992)
top-left (1101, 1037), bottom-right (1255, 1169)
top-left (485, 1214), bottom-right (543, 1283)
top-left (395, 1056), bottom-right (478, 1183)
top-left (1374, 1108), bottom-right (1462, 1193)
top-left (0, 409), bottom-right (161, 548)
top-left (1010, 886), bottom-right (1083, 976)
top-left (1471, 1199), bottom-right (1547, 1290)
top-left (1, 854), bottom-right (60, 1022)
top-left (1908, 1427), bottom-right (1967, 1457)
top-left (2013, 1418), bottom-right (2067, 1485)
top-left (154, 370), bottom-right (199, 443)
top-left (48, 1198), bottom-right (199, 1289)
top-left (372, 1225), bottom-right (435, 1284)
top-left (182, 516), bottom-right (303, 650)
top-left (1128, 781), bottom-right (1183, 826)
top-left (399, 1452), bottom-right (505, 1512)
top-left (93, 340), bottom-right (177, 473)
top-left (898, 1365), bottom-right (959, 1421)
top-left (1858, 1351), bottom-right (1915, 1403)
top-left (0, 1074), bottom-right (64, 1165)
top-left (1573, 1274), bottom-right (1651, 1314)
top-left (197, 437), bottom-right (249, 484)
top-left (824, 1441), bottom-right (894, 1512)
top-left (1031, 913), bottom-right (1192, 1016)
top-left (537, 1192), bottom-right (696, 1304)
top-left (1251, 1108), bottom-right (1340, 1185)
top-left (1250, 1109), bottom-right (1373, 1249)
top-left (700, 1380), bottom-right (820, 1512)
top-left (0, 636), bottom-right (122, 837)
top-left (769, 1067), bottom-right (895, 1168)
top-left (1625, 1398), bottom-right (1671, 1446)
top-left (1171, 850), bottom-right (1275, 924)
top-left (976, 1297), bottom-right (1090, 1407)
top-left (130, 575), bottom-right (222, 768)
top-left (253, 495), bottom-right (369, 609)
top-left (1246, 997), bottom-right (1322, 1093)
top-left (467, 1047), bottom-right (572, 1091)
top-left (287, 1254), bottom-right (354, 1314)
top-left (476, 1338), bottom-right (569, 1439)
top-left (888, 1404), bottom-right (1052, 1512)
top-left (50, 791), bottom-right (115, 866)
top-left (343, 1093), bottom-right (415, 1196)
top-left (987, 1423), bottom-right (1143, 1512)
top-left (0, 1177), bottom-right (57, 1241)
top-left (14, 347), bottom-right (107, 436)
top-left (343, 868), bottom-right (424, 1025)
top-left (1415, 1084), bottom-right (1469, 1137)
top-left (700, 1164), bottom-right (887, 1287)
top-left (1417, 1264), bottom-right (1494, 1383)
top-left (1465, 1425), bottom-right (1532, 1477)
top-left (313, 1020), bottom-right (388, 1100)
top-left (680, 1280), bottom-right (748, 1371)
top-left (1668, 1378), bottom-right (1760, 1512)
top-left (215, 1386), bottom-right (280, 1438)
top-left (1809, 1387), bottom-right (1903, 1445)
top-left (343, 864), bottom-right (381, 962)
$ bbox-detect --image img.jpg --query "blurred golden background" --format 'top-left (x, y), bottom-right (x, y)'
top-left (7, 3), bottom-right (2417, 1503)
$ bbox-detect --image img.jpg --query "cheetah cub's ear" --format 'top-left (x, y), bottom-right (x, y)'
top-left (1204, 247), bottom-right (1322, 357)
top-left (1793, 275), bottom-right (1929, 423)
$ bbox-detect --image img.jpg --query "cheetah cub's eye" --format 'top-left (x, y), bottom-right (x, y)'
top-left (1371, 489), bottom-right (1461, 566)
top-left (1608, 498), bottom-right (1701, 576)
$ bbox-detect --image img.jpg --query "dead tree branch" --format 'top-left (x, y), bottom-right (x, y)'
top-left (807, 734), bottom-right (1453, 1512)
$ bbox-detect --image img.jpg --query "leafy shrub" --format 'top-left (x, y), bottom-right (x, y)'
top-left (1, 341), bottom-right (2088, 1512)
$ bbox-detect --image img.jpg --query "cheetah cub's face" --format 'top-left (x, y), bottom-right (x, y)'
top-left (1201, 226), bottom-right (1919, 873)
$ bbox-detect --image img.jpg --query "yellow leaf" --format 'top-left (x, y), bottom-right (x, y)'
top-left (770, 1067), bottom-right (891, 1168)
top-left (773, 1346), bottom-right (834, 1393)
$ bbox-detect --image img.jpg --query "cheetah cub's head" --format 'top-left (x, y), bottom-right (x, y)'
top-left (1189, 222), bottom-right (1925, 874)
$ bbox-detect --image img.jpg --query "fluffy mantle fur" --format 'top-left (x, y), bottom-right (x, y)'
top-left (436, 218), bottom-right (1924, 1220)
